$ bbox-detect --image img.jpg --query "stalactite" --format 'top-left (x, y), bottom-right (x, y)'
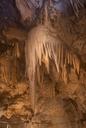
top-left (25, 24), bottom-right (80, 109)
top-left (69, 0), bottom-right (84, 16)
top-left (25, 0), bottom-right (82, 110)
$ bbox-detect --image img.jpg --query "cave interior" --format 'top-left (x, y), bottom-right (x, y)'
top-left (0, 0), bottom-right (86, 128)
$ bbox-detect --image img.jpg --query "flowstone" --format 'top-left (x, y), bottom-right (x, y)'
top-left (27, 97), bottom-right (81, 128)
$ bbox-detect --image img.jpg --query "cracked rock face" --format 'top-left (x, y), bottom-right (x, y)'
top-left (0, 81), bottom-right (33, 121)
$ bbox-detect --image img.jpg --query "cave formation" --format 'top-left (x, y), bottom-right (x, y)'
top-left (0, 0), bottom-right (86, 128)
